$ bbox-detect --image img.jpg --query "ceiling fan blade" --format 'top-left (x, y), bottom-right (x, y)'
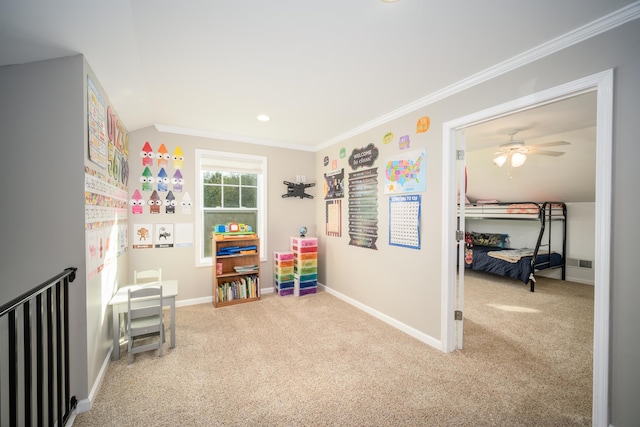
top-left (531, 140), bottom-right (571, 148)
top-left (527, 149), bottom-right (565, 157)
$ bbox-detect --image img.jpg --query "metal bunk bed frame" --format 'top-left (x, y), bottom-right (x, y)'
top-left (461, 201), bottom-right (567, 292)
top-left (530, 201), bottom-right (567, 291)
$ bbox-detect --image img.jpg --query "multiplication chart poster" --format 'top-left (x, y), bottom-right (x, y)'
top-left (389, 194), bottom-right (421, 249)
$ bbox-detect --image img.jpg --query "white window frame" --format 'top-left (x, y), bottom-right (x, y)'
top-left (195, 149), bottom-right (267, 267)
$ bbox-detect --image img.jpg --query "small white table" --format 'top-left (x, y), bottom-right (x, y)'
top-left (108, 279), bottom-right (178, 361)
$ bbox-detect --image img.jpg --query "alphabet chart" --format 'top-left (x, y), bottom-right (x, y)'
top-left (389, 194), bottom-right (421, 249)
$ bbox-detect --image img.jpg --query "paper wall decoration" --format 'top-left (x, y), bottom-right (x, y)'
top-left (133, 223), bottom-right (153, 249)
top-left (157, 144), bottom-right (169, 167)
top-left (172, 146), bottom-right (184, 169)
top-left (348, 143), bottom-right (379, 170)
top-left (130, 189), bottom-right (144, 214)
top-left (389, 194), bottom-right (421, 249)
top-left (416, 116), bottom-right (431, 134)
top-left (180, 192), bottom-right (192, 214)
top-left (165, 191), bottom-right (176, 214)
top-left (149, 190), bottom-right (161, 214)
top-left (384, 149), bottom-right (426, 194)
top-left (141, 141), bottom-right (154, 166)
top-left (172, 169), bottom-right (184, 192)
top-left (399, 135), bottom-right (411, 150)
top-left (140, 167), bottom-right (154, 191)
top-left (157, 168), bottom-right (169, 192)
top-left (348, 168), bottom-right (378, 250)
top-left (383, 132), bottom-right (394, 144)
top-left (155, 224), bottom-right (174, 248)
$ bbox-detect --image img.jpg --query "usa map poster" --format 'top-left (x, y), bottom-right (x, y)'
top-left (384, 149), bottom-right (426, 194)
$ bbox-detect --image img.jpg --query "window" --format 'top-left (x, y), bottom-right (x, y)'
top-left (196, 149), bottom-right (267, 266)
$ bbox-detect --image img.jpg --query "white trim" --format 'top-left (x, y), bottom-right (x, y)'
top-left (194, 149), bottom-right (268, 267)
top-left (319, 283), bottom-right (441, 350)
top-left (69, 346), bottom-right (113, 423)
top-left (175, 296), bottom-right (212, 307)
top-left (441, 69), bottom-right (613, 426)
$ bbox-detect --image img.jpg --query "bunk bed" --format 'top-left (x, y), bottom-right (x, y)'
top-left (458, 201), bottom-right (567, 292)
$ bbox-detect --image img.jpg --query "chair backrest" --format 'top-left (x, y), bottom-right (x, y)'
top-left (127, 286), bottom-right (163, 322)
top-left (133, 268), bottom-right (162, 284)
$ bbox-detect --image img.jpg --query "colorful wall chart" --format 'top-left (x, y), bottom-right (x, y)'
top-left (389, 194), bottom-right (421, 249)
top-left (348, 168), bottom-right (378, 250)
top-left (384, 148), bottom-right (426, 194)
top-left (326, 199), bottom-right (342, 237)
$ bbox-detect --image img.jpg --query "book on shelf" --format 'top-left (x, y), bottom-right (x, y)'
top-left (216, 274), bottom-right (260, 302)
top-left (233, 264), bottom-right (259, 273)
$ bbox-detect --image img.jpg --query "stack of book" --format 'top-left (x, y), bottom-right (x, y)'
top-left (216, 245), bottom-right (257, 256)
top-left (233, 264), bottom-right (259, 273)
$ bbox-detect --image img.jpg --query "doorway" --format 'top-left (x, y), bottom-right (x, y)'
top-left (441, 70), bottom-right (613, 425)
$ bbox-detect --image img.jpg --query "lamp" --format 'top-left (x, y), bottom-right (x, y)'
top-left (493, 152), bottom-right (527, 168)
top-left (493, 155), bottom-right (507, 167)
top-left (511, 152), bottom-right (527, 167)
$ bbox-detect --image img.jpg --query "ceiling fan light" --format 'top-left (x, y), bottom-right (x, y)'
top-left (511, 152), bottom-right (527, 167)
top-left (493, 155), bottom-right (507, 167)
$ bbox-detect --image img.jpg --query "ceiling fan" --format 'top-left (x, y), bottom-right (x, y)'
top-left (493, 130), bottom-right (570, 167)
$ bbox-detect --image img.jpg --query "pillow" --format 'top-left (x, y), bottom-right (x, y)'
top-left (467, 231), bottom-right (509, 248)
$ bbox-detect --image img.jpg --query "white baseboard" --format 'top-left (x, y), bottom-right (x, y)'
top-left (68, 346), bottom-right (113, 425)
top-left (565, 275), bottom-right (595, 286)
top-left (318, 282), bottom-right (442, 351)
top-left (175, 296), bottom-right (211, 307)
top-left (175, 287), bottom-right (273, 308)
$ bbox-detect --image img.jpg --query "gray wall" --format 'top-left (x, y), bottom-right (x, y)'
top-left (0, 55), bottom-right (89, 404)
top-left (0, 54), bottom-right (130, 410)
top-left (1, 18), bottom-right (638, 425)
top-left (316, 19), bottom-right (640, 426)
top-left (127, 126), bottom-right (316, 304)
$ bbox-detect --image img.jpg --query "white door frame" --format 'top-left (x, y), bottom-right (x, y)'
top-left (440, 69), bottom-right (613, 426)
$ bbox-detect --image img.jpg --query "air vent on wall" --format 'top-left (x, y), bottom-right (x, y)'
top-left (567, 258), bottom-right (593, 269)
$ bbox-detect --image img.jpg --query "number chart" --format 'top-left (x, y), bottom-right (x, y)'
top-left (389, 194), bottom-right (421, 249)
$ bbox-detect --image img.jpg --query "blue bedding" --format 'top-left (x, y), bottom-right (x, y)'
top-left (465, 245), bottom-right (563, 284)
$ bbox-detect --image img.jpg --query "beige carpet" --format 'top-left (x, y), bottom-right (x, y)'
top-left (73, 272), bottom-right (593, 426)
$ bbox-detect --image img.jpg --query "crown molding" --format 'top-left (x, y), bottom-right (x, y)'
top-left (315, 1), bottom-right (640, 151)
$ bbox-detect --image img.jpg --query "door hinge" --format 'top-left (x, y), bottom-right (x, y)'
top-left (454, 310), bottom-right (463, 321)
top-left (456, 150), bottom-right (465, 160)
top-left (456, 230), bottom-right (465, 241)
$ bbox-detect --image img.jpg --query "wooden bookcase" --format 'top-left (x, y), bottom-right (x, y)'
top-left (212, 235), bottom-right (261, 307)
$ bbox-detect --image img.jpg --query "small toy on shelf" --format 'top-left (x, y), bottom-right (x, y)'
top-left (212, 223), bottom-right (256, 240)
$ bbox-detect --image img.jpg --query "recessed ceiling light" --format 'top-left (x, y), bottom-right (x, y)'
top-left (380, 0), bottom-right (399, 3)
top-left (257, 114), bottom-right (270, 122)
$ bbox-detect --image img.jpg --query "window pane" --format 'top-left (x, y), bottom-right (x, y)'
top-left (203, 185), bottom-right (222, 208)
top-left (203, 171), bottom-right (222, 184)
top-left (241, 187), bottom-right (257, 208)
top-left (223, 172), bottom-right (240, 185)
top-left (241, 173), bottom-right (257, 186)
top-left (203, 211), bottom-right (258, 257)
top-left (223, 186), bottom-right (240, 207)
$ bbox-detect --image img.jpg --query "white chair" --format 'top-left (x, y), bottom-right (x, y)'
top-left (134, 268), bottom-right (162, 284)
top-left (127, 285), bottom-right (165, 364)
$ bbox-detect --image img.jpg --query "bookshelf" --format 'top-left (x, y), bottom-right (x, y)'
top-left (212, 235), bottom-right (261, 307)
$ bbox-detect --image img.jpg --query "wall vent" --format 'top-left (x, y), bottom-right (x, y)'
top-left (567, 258), bottom-right (593, 269)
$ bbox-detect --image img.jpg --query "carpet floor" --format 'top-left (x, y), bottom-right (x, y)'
top-left (73, 271), bottom-right (593, 426)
